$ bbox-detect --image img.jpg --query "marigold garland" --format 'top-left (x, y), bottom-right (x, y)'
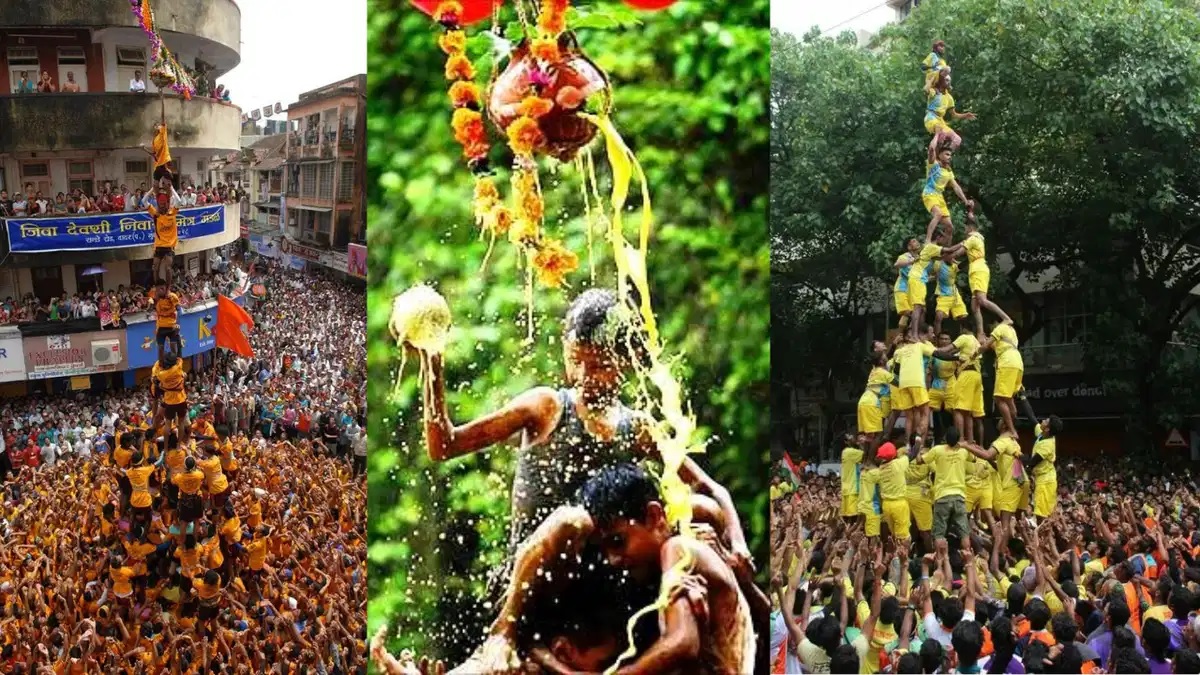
top-left (429, 0), bottom-right (580, 289)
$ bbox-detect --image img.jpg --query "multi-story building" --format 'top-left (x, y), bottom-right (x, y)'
top-left (255, 74), bottom-right (365, 281)
top-left (0, 1), bottom-right (245, 396)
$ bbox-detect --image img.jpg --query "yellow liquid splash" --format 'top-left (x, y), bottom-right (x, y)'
top-left (582, 113), bottom-right (706, 675)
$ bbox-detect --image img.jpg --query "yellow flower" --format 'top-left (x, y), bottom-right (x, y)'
top-left (537, 0), bottom-right (569, 35)
top-left (473, 177), bottom-right (499, 227)
top-left (517, 96), bottom-right (554, 119)
top-left (444, 54), bottom-right (475, 81)
top-left (438, 30), bottom-right (466, 56)
top-left (509, 215), bottom-right (540, 245)
top-left (532, 238), bottom-right (580, 288)
top-left (449, 81), bottom-right (481, 108)
top-left (530, 37), bottom-right (559, 62)
top-left (491, 205), bottom-right (514, 235)
top-left (506, 116), bottom-right (544, 156)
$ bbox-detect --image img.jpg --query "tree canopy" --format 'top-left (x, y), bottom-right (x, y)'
top-left (367, 0), bottom-right (769, 662)
top-left (772, 0), bottom-right (1200, 450)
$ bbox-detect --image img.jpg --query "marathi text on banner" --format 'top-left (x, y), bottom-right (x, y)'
top-left (5, 205), bottom-right (226, 253)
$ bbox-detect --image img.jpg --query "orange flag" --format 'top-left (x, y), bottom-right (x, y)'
top-left (214, 295), bottom-right (254, 357)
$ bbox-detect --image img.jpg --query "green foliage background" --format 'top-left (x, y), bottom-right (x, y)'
top-left (772, 0), bottom-right (1200, 454)
top-left (366, 0), bottom-right (769, 662)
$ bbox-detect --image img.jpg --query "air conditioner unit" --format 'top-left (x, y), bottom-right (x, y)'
top-left (92, 339), bottom-right (122, 367)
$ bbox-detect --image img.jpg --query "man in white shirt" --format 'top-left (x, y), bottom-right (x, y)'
top-left (11, 195), bottom-right (27, 216)
top-left (130, 69), bottom-right (146, 92)
top-left (102, 411), bottom-right (117, 436)
top-left (40, 441), bottom-right (56, 467)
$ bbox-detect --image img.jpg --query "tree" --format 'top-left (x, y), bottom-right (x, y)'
top-left (367, 0), bottom-right (770, 662)
top-left (772, 0), bottom-right (1200, 452)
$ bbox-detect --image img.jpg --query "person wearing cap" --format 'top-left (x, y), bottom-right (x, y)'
top-left (876, 441), bottom-right (912, 541)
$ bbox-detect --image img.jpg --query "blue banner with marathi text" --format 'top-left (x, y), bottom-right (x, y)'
top-left (125, 295), bottom-right (247, 369)
top-left (5, 205), bottom-right (226, 253)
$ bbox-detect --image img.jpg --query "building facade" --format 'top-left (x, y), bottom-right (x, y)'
top-left (0, 0), bottom-right (244, 396)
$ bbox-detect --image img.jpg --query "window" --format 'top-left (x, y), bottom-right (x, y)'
top-left (75, 265), bottom-right (102, 295)
top-left (68, 161), bottom-right (92, 178)
top-left (125, 160), bottom-right (149, 175)
top-left (196, 160), bottom-right (206, 172)
top-left (130, 259), bottom-right (155, 289)
top-left (301, 165), bottom-right (317, 197)
top-left (317, 164), bottom-right (334, 200)
top-left (338, 162), bottom-right (354, 200)
top-left (21, 163), bottom-right (49, 178)
top-left (57, 47), bottom-right (86, 65)
top-left (8, 47), bottom-right (37, 66)
top-left (116, 47), bottom-right (146, 67)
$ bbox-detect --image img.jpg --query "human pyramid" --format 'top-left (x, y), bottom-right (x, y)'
top-left (850, 40), bottom-right (1063, 558)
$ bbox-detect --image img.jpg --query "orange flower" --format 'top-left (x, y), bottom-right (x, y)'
top-left (434, 1), bottom-right (463, 23)
top-left (451, 108), bottom-right (487, 158)
top-left (530, 37), bottom-right (559, 62)
top-left (509, 215), bottom-right (539, 245)
top-left (555, 85), bottom-right (585, 111)
top-left (532, 239), bottom-right (579, 287)
top-left (506, 116), bottom-right (544, 156)
top-left (474, 177), bottom-right (500, 226)
top-left (491, 205), bottom-right (513, 235)
top-left (449, 81), bottom-right (480, 108)
top-left (438, 30), bottom-right (466, 55)
top-left (517, 96), bottom-right (554, 119)
top-left (537, 0), bottom-right (569, 35)
top-left (444, 54), bottom-right (475, 81)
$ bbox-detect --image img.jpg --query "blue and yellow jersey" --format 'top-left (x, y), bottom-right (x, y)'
top-left (867, 366), bottom-right (893, 401)
top-left (936, 260), bottom-right (959, 297)
top-left (925, 90), bottom-right (956, 125)
top-left (922, 51), bottom-right (950, 76)
top-left (908, 242), bottom-right (943, 285)
top-left (894, 253), bottom-right (915, 292)
top-left (923, 161), bottom-right (955, 196)
top-left (931, 356), bottom-right (956, 391)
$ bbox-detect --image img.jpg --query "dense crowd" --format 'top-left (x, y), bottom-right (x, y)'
top-left (772, 454), bottom-right (1200, 674)
top-left (0, 268), bottom-right (245, 327)
top-left (0, 182), bottom-right (244, 219)
top-left (0, 260), bottom-right (368, 672)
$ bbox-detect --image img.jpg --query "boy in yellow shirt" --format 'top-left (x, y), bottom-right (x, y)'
top-left (963, 214), bottom-right (1012, 336)
top-left (1028, 416), bottom-right (1063, 521)
top-left (841, 436), bottom-right (865, 520)
top-left (893, 333), bottom-right (936, 451)
top-left (875, 442), bottom-right (911, 541)
top-left (984, 320), bottom-right (1024, 435)
top-left (915, 426), bottom-right (971, 554)
top-left (858, 456), bottom-right (883, 543)
top-left (934, 325), bottom-right (984, 445)
top-left (964, 422), bottom-right (1026, 554)
top-left (146, 185), bottom-right (180, 287)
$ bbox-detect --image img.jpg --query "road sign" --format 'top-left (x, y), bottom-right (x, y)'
top-left (1166, 428), bottom-right (1187, 447)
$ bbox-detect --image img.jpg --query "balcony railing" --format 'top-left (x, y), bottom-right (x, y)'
top-left (339, 128), bottom-right (356, 148)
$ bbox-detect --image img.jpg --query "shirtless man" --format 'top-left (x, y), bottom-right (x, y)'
top-left (581, 463), bottom-right (756, 675)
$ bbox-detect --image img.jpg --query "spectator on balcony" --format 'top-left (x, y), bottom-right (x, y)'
top-left (65, 196), bottom-right (85, 215)
top-left (0, 191), bottom-right (11, 216)
top-left (129, 188), bottom-right (145, 212)
top-left (52, 193), bottom-right (67, 215)
top-left (130, 69), bottom-right (146, 93)
top-left (13, 71), bottom-right (33, 94)
top-left (11, 193), bottom-right (28, 217)
top-left (61, 72), bottom-right (80, 93)
top-left (110, 186), bottom-right (126, 211)
top-left (180, 185), bottom-right (198, 207)
top-left (36, 71), bottom-right (55, 93)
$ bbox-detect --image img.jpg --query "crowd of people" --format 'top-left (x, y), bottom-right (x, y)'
top-left (771, 40), bottom-right (1200, 675)
top-left (0, 258), bottom-right (368, 672)
top-left (12, 66), bottom-right (233, 103)
top-left (0, 181), bottom-right (245, 219)
top-left (0, 268), bottom-right (245, 327)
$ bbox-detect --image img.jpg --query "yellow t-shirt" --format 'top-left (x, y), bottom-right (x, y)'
top-left (905, 452), bottom-right (932, 500)
top-left (172, 469), bottom-right (205, 495)
top-left (908, 242), bottom-right (944, 286)
top-left (926, 444), bottom-right (969, 500)
top-left (878, 456), bottom-right (909, 501)
top-left (896, 341), bottom-right (936, 390)
top-left (111, 566), bottom-right (135, 597)
top-left (247, 538), bottom-right (268, 571)
top-left (966, 454), bottom-right (996, 490)
top-left (858, 468), bottom-right (882, 515)
top-left (192, 576), bottom-right (221, 601)
top-left (895, 253), bottom-right (915, 292)
top-left (993, 435), bottom-right (1024, 490)
top-left (964, 231), bottom-right (986, 264)
top-left (954, 334), bottom-right (981, 369)
top-left (992, 323), bottom-right (1023, 370)
top-left (221, 516), bottom-right (242, 543)
top-left (147, 205), bottom-right (179, 249)
top-left (841, 448), bottom-right (864, 497)
top-left (155, 362), bottom-right (187, 406)
top-left (1032, 436), bottom-right (1056, 480)
top-left (126, 465), bottom-right (156, 509)
top-left (197, 456), bottom-right (229, 494)
top-left (152, 292), bottom-right (180, 329)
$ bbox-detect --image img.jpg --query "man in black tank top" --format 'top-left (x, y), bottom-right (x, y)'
top-left (386, 289), bottom-right (758, 674)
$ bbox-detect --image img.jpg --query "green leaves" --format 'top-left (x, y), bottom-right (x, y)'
top-left (567, 4), bottom-right (643, 31)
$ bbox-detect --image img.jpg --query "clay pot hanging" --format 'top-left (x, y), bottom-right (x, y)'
top-left (488, 32), bottom-right (612, 162)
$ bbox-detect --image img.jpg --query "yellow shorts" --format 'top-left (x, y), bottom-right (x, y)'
top-left (929, 387), bottom-right (947, 411)
top-left (882, 499), bottom-right (911, 540)
top-left (881, 396), bottom-right (892, 418)
top-left (858, 402), bottom-right (883, 434)
top-left (895, 290), bottom-right (913, 315)
top-left (922, 193), bottom-right (950, 217)
top-left (901, 386), bottom-right (929, 409)
top-left (908, 495), bottom-right (933, 532)
top-left (863, 511), bottom-right (881, 537)
top-left (1019, 480), bottom-right (1031, 511)
top-left (908, 279), bottom-right (929, 307)
top-left (936, 292), bottom-right (968, 319)
top-left (969, 263), bottom-right (990, 295)
top-left (842, 492), bottom-right (860, 517)
top-left (1033, 479), bottom-right (1056, 518)
top-left (924, 116), bottom-right (950, 135)
top-left (966, 484), bottom-right (994, 512)
top-left (892, 387), bottom-right (913, 412)
top-left (954, 369), bottom-right (984, 418)
top-left (996, 485), bottom-right (1022, 513)
top-left (994, 367), bottom-right (1024, 399)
